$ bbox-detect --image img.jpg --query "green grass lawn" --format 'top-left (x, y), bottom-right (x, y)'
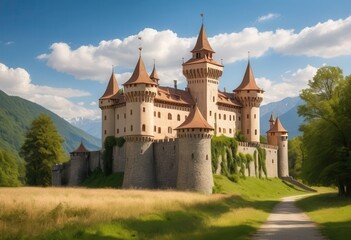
top-left (0, 176), bottom-right (307, 240)
top-left (296, 190), bottom-right (351, 240)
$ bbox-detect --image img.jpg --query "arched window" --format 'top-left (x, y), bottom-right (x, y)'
top-left (142, 124), bottom-right (146, 132)
top-left (158, 127), bottom-right (161, 133)
top-left (219, 127), bottom-right (222, 133)
top-left (177, 114), bottom-right (180, 121)
top-left (168, 127), bottom-right (172, 134)
top-left (224, 114), bottom-right (226, 120)
top-left (131, 125), bottom-right (133, 131)
top-left (158, 112), bottom-right (161, 118)
top-left (104, 115), bottom-right (107, 120)
top-left (168, 113), bottom-right (172, 120)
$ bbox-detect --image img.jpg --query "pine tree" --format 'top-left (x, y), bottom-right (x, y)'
top-left (21, 114), bottom-right (67, 186)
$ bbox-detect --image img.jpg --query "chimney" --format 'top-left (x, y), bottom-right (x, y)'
top-left (174, 80), bottom-right (177, 90)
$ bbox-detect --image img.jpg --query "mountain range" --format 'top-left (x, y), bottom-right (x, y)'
top-left (69, 96), bottom-right (305, 140)
top-left (260, 96), bottom-right (304, 138)
top-left (0, 90), bottom-right (101, 162)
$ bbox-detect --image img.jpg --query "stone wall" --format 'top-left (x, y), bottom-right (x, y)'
top-left (89, 150), bottom-right (102, 172)
top-left (153, 138), bottom-right (178, 189)
top-left (113, 144), bottom-right (126, 173)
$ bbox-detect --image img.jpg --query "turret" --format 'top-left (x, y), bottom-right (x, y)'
top-left (269, 114), bottom-right (275, 129)
top-left (266, 117), bottom-right (289, 177)
top-left (68, 142), bottom-right (90, 186)
top-left (182, 22), bottom-right (223, 128)
top-left (149, 62), bottom-right (160, 86)
top-left (99, 70), bottom-right (119, 145)
top-left (175, 104), bottom-right (214, 194)
top-left (122, 49), bottom-right (158, 189)
top-left (234, 61), bottom-right (263, 143)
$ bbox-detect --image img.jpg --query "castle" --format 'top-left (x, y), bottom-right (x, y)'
top-left (52, 22), bottom-right (289, 193)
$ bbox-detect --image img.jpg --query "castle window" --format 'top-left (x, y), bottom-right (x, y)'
top-left (219, 114), bottom-right (221, 120)
top-left (117, 129), bottom-right (119, 134)
top-left (142, 124), bottom-right (146, 132)
top-left (219, 127), bottom-right (222, 133)
top-left (254, 114), bottom-right (256, 119)
top-left (124, 113), bottom-right (126, 119)
top-left (168, 113), bottom-right (172, 120)
top-left (143, 107), bottom-right (145, 112)
top-left (255, 129), bottom-right (257, 135)
top-left (206, 155), bottom-right (208, 160)
top-left (209, 111), bottom-right (212, 116)
top-left (224, 114), bottom-right (226, 120)
top-left (247, 114), bottom-right (249, 119)
top-left (124, 127), bottom-right (126, 132)
top-left (229, 129), bottom-right (232, 134)
top-left (272, 159), bottom-right (274, 163)
top-left (104, 130), bottom-right (106, 135)
top-left (192, 153), bottom-right (194, 159)
top-left (117, 114), bottom-right (119, 120)
top-left (168, 127), bottom-right (172, 134)
top-left (177, 114), bottom-right (180, 121)
top-left (247, 129), bottom-right (249, 134)
top-left (130, 110), bottom-right (133, 115)
top-left (233, 115), bottom-right (236, 121)
top-left (239, 117), bottom-right (241, 121)
top-left (104, 115), bottom-right (107, 120)
top-left (158, 127), bottom-right (161, 133)
top-left (229, 115), bottom-right (231, 121)
top-left (154, 126), bottom-right (156, 132)
top-left (131, 125), bottom-right (133, 131)
top-left (158, 112), bottom-right (161, 118)
top-left (154, 111), bottom-right (156, 117)
top-left (223, 128), bottom-right (226, 134)
top-left (196, 53), bottom-right (200, 59)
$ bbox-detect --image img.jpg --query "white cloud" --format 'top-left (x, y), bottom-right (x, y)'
top-left (256, 65), bottom-right (318, 104)
top-left (90, 101), bottom-right (97, 106)
top-left (5, 41), bottom-right (14, 45)
top-left (257, 13), bottom-right (280, 22)
top-left (0, 63), bottom-right (98, 119)
top-left (37, 16), bottom-right (351, 85)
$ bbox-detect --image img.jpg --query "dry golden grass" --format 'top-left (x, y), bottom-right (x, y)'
top-left (0, 187), bottom-right (223, 238)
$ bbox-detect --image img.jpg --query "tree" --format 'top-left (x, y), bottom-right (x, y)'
top-left (298, 66), bottom-right (351, 196)
top-left (0, 148), bottom-right (20, 186)
top-left (288, 137), bottom-right (304, 180)
top-left (21, 114), bottom-right (67, 186)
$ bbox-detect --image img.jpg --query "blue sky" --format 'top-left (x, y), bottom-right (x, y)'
top-left (1, 0), bottom-right (351, 120)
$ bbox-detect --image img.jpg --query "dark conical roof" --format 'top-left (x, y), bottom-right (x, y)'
top-left (71, 142), bottom-right (89, 153)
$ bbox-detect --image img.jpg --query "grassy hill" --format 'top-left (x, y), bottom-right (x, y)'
top-left (0, 90), bottom-right (101, 162)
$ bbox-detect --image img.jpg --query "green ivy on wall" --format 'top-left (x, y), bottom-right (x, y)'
top-left (103, 136), bottom-right (125, 175)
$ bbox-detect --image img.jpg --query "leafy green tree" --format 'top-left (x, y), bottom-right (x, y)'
top-left (288, 137), bottom-right (304, 179)
top-left (0, 148), bottom-right (20, 186)
top-left (298, 66), bottom-right (351, 196)
top-left (21, 114), bottom-right (67, 186)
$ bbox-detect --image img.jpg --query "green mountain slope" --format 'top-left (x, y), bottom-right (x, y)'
top-left (0, 90), bottom-right (101, 160)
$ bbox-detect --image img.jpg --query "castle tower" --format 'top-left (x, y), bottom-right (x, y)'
top-left (234, 61), bottom-right (263, 143)
top-left (122, 50), bottom-right (158, 189)
top-left (266, 117), bottom-right (289, 177)
top-left (149, 62), bottom-right (160, 86)
top-left (99, 70), bottom-right (119, 146)
top-left (182, 23), bottom-right (223, 127)
top-left (269, 114), bottom-right (275, 129)
top-left (68, 142), bottom-right (90, 186)
top-left (175, 104), bottom-right (214, 194)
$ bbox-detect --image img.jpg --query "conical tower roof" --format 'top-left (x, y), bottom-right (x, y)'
top-left (175, 104), bottom-right (214, 130)
top-left (191, 24), bottom-right (214, 53)
top-left (269, 114), bottom-right (275, 123)
top-left (234, 62), bottom-right (262, 91)
top-left (71, 142), bottom-right (89, 153)
top-left (100, 71), bottom-right (119, 99)
top-left (267, 117), bottom-right (288, 133)
top-left (124, 54), bottom-right (157, 86)
top-left (149, 63), bottom-right (159, 81)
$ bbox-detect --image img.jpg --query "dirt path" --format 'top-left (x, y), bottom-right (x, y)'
top-left (252, 195), bottom-right (327, 240)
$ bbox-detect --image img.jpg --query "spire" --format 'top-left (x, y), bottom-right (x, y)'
top-left (269, 114), bottom-right (275, 123)
top-left (71, 142), bottom-right (89, 153)
top-left (267, 117), bottom-right (288, 133)
top-left (175, 104), bottom-right (214, 130)
top-left (100, 70), bottom-right (119, 99)
top-left (149, 61), bottom-right (160, 83)
top-left (191, 23), bottom-right (214, 53)
top-left (124, 53), bottom-right (157, 86)
top-left (234, 61), bottom-right (262, 91)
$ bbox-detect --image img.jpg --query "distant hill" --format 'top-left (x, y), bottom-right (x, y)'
top-left (260, 96), bottom-right (304, 138)
top-left (0, 90), bottom-right (101, 161)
